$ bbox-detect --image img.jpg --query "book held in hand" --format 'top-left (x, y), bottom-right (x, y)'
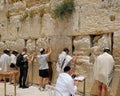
top-left (74, 76), bottom-right (85, 81)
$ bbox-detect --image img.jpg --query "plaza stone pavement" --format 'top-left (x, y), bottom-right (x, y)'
top-left (0, 83), bottom-right (49, 96)
top-left (0, 83), bottom-right (84, 96)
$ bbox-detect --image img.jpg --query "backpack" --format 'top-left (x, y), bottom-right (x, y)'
top-left (16, 54), bottom-right (24, 67)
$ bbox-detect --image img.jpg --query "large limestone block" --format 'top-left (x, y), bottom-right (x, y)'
top-left (41, 14), bottom-right (55, 37)
top-left (76, 56), bottom-right (90, 65)
top-left (8, 1), bottom-right (26, 16)
top-left (73, 36), bottom-right (91, 56)
top-left (30, 15), bottom-right (41, 39)
top-left (32, 62), bottom-right (39, 84)
top-left (75, 0), bottom-right (101, 6)
top-left (1, 18), bottom-right (17, 40)
top-left (19, 15), bottom-right (41, 39)
top-left (5, 40), bottom-right (18, 50)
top-left (15, 39), bottom-right (25, 51)
top-left (0, 6), bottom-right (8, 41)
top-left (0, 42), bottom-right (7, 54)
top-left (113, 30), bottom-right (120, 65)
top-left (54, 18), bottom-right (77, 36)
top-left (113, 30), bottom-right (120, 49)
top-left (0, 0), bottom-right (4, 11)
top-left (3, 17), bottom-right (18, 40)
top-left (19, 17), bottom-right (32, 39)
top-left (36, 37), bottom-right (49, 52)
top-left (97, 34), bottom-right (112, 49)
top-left (50, 36), bottom-right (72, 61)
top-left (72, 6), bottom-right (80, 35)
top-left (79, 2), bottom-right (120, 35)
top-left (26, 39), bottom-right (36, 53)
top-left (26, 0), bottom-right (50, 7)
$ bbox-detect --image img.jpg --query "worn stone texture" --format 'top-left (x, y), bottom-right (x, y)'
top-left (50, 36), bottom-right (72, 61)
top-left (0, 0), bottom-right (120, 96)
top-left (26, 0), bottom-right (50, 7)
top-left (41, 14), bottom-right (55, 37)
top-left (73, 36), bottom-right (91, 56)
top-left (79, 2), bottom-right (120, 35)
top-left (113, 30), bottom-right (120, 65)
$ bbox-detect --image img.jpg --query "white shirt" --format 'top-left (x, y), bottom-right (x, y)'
top-left (94, 52), bottom-right (115, 86)
top-left (10, 54), bottom-right (17, 64)
top-left (55, 73), bottom-right (77, 96)
top-left (37, 54), bottom-right (49, 70)
top-left (0, 53), bottom-right (11, 72)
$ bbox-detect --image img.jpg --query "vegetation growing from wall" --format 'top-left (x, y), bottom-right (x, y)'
top-left (53, 0), bottom-right (75, 19)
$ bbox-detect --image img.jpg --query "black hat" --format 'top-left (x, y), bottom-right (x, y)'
top-left (104, 47), bottom-right (110, 52)
top-left (3, 49), bottom-right (10, 53)
top-left (64, 66), bottom-right (71, 72)
top-left (12, 50), bottom-right (18, 54)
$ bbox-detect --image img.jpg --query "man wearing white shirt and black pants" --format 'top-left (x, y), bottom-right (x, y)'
top-left (55, 66), bottom-right (79, 96)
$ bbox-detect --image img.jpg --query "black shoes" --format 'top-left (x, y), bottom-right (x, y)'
top-left (22, 85), bottom-right (29, 89)
top-left (19, 85), bottom-right (29, 88)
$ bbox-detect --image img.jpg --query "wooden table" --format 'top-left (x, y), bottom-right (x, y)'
top-left (0, 70), bottom-right (18, 96)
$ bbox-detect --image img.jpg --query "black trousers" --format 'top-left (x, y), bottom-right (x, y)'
top-left (19, 67), bottom-right (28, 86)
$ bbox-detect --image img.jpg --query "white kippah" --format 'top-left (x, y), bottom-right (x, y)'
top-left (40, 48), bottom-right (44, 52)
top-left (104, 47), bottom-right (110, 50)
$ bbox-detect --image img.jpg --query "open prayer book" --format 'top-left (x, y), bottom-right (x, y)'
top-left (74, 76), bottom-right (85, 81)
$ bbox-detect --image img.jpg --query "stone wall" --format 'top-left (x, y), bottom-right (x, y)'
top-left (0, 0), bottom-right (120, 95)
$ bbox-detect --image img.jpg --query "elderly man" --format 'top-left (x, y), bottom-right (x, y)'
top-left (94, 47), bottom-right (115, 96)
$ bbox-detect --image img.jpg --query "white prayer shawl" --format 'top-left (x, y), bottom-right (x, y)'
top-left (94, 52), bottom-right (115, 86)
top-left (10, 54), bottom-right (17, 64)
top-left (0, 53), bottom-right (11, 72)
top-left (62, 55), bottom-right (72, 71)
top-left (56, 52), bottom-right (67, 73)
top-left (55, 73), bottom-right (77, 96)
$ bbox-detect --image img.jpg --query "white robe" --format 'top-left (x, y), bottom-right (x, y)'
top-left (0, 53), bottom-right (11, 72)
top-left (94, 52), bottom-right (115, 86)
top-left (55, 73), bottom-right (77, 96)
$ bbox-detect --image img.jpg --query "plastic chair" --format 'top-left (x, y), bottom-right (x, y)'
top-left (46, 85), bottom-right (63, 96)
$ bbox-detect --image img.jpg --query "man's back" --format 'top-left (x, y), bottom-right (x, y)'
top-left (56, 73), bottom-right (76, 96)
top-left (94, 52), bottom-right (115, 85)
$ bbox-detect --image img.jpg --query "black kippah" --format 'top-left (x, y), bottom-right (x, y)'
top-left (64, 66), bottom-right (71, 72)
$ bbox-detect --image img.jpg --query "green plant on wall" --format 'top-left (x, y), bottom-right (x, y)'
top-left (53, 0), bottom-right (75, 19)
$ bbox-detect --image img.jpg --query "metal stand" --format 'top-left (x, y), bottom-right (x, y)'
top-left (83, 79), bottom-right (86, 96)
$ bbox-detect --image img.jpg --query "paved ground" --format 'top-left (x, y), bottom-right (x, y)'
top-left (0, 83), bottom-right (83, 96)
top-left (0, 83), bottom-right (49, 96)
